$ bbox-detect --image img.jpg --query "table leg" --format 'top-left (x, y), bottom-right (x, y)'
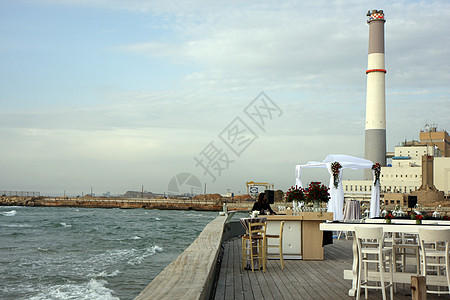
top-left (348, 234), bottom-right (358, 297)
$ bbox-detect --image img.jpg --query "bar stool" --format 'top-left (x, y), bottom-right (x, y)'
top-left (392, 233), bottom-right (420, 274)
top-left (355, 226), bottom-right (394, 300)
top-left (265, 221), bottom-right (285, 269)
top-left (241, 222), bottom-right (267, 272)
top-left (418, 228), bottom-right (450, 295)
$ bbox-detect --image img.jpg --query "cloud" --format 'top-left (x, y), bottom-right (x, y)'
top-left (1, 0), bottom-right (449, 195)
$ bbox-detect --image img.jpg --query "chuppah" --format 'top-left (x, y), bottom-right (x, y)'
top-left (295, 154), bottom-right (380, 220)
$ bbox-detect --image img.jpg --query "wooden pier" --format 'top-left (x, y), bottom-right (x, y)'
top-left (214, 238), bottom-right (447, 300)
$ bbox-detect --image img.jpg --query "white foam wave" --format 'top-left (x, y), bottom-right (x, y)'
top-left (152, 245), bottom-right (163, 252)
top-left (60, 222), bottom-right (72, 227)
top-left (127, 245), bottom-right (163, 266)
top-left (2, 210), bottom-right (17, 216)
top-left (37, 247), bottom-right (57, 253)
top-left (88, 269), bottom-right (120, 278)
top-left (1, 223), bottom-right (32, 228)
top-left (28, 278), bottom-right (119, 300)
top-left (131, 236), bottom-right (141, 240)
top-left (155, 217), bottom-right (161, 221)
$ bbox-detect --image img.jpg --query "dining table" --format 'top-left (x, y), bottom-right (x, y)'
top-left (240, 216), bottom-right (267, 270)
top-left (320, 220), bottom-right (450, 296)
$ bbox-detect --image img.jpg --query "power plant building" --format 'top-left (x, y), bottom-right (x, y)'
top-left (346, 10), bottom-right (450, 205)
top-left (343, 126), bottom-right (450, 203)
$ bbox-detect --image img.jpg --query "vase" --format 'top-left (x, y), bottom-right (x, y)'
top-left (385, 219), bottom-right (391, 224)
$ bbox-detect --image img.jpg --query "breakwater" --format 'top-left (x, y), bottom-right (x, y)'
top-left (0, 196), bottom-right (223, 211)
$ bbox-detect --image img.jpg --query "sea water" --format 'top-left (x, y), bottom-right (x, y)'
top-left (0, 206), bottom-right (218, 300)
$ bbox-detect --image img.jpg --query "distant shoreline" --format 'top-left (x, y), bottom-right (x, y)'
top-left (0, 196), bottom-right (255, 212)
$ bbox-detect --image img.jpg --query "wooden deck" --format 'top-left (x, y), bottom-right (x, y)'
top-left (214, 238), bottom-right (447, 300)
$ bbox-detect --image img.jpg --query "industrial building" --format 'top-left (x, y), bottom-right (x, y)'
top-left (343, 126), bottom-right (450, 204)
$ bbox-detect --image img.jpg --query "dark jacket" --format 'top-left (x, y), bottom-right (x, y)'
top-left (251, 201), bottom-right (275, 215)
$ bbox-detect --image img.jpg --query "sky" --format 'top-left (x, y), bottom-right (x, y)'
top-left (1, 0), bottom-right (449, 197)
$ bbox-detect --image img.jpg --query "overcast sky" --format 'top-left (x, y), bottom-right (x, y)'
top-left (1, 0), bottom-right (449, 197)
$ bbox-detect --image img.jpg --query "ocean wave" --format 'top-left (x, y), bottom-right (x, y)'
top-left (60, 222), bottom-right (72, 228)
top-left (155, 217), bottom-right (161, 221)
top-left (1, 223), bottom-right (32, 228)
top-left (37, 247), bottom-right (57, 253)
top-left (127, 245), bottom-right (163, 266)
top-left (28, 278), bottom-right (119, 300)
top-left (1, 210), bottom-right (17, 216)
top-left (88, 269), bottom-right (120, 278)
top-left (152, 245), bottom-right (163, 252)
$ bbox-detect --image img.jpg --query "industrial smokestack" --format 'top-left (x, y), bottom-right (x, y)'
top-left (364, 9), bottom-right (387, 179)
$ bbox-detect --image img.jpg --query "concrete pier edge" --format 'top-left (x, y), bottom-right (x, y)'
top-left (134, 215), bottom-right (232, 300)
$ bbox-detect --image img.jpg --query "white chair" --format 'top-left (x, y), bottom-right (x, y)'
top-left (265, 221), bottom-right (284, 269)
top-left (392, 233), bottom-right (420, 275)
top-left (355, 226), bottom-right (394, 300)
top-left (418, 228), bottom-right (450, 295)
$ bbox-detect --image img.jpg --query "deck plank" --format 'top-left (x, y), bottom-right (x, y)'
top-left (214, 238), bottom-right (447, 300)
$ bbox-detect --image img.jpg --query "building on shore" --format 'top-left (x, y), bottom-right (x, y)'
top-left (343, 126), bottom-right (450, 206)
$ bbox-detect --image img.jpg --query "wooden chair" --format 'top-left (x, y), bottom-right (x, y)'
top-left (418, 228), bottom-right (450, 295)
top-left (355, 226), bottom-right (394, 300)
top-left (241, 222), bottom-right (267, 272)
top-left (265, 221), bottom-right (285, 269)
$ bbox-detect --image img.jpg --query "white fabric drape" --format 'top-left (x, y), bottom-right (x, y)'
top-left (295, 165), bottom-right (302, 188)
top-left (326, 163), bottom-right (344, 221)
top-left (294, 154), bottom-right (374, 221)
top-left (369, 169), bottom-right (381, 218)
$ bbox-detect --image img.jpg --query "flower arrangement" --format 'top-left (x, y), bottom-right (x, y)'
top-left (305, 182), bottom-right (330, 203)
top-left (331, 161), bottom-right (342, 189)
top-left (372, 163), bottom-right (381, 186)
top-left (385, 212), bottom-right (394, 223)
top-left (411, 212), bottom-right (423, 224)
top-left (285, 185), bottom-right (305, 202)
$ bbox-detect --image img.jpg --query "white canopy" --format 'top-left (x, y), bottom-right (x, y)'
top-left (295, 154), bottom-right (379, 220)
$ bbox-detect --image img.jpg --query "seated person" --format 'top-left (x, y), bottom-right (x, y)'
top-left (252, 192), bottom-right (276, 215)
